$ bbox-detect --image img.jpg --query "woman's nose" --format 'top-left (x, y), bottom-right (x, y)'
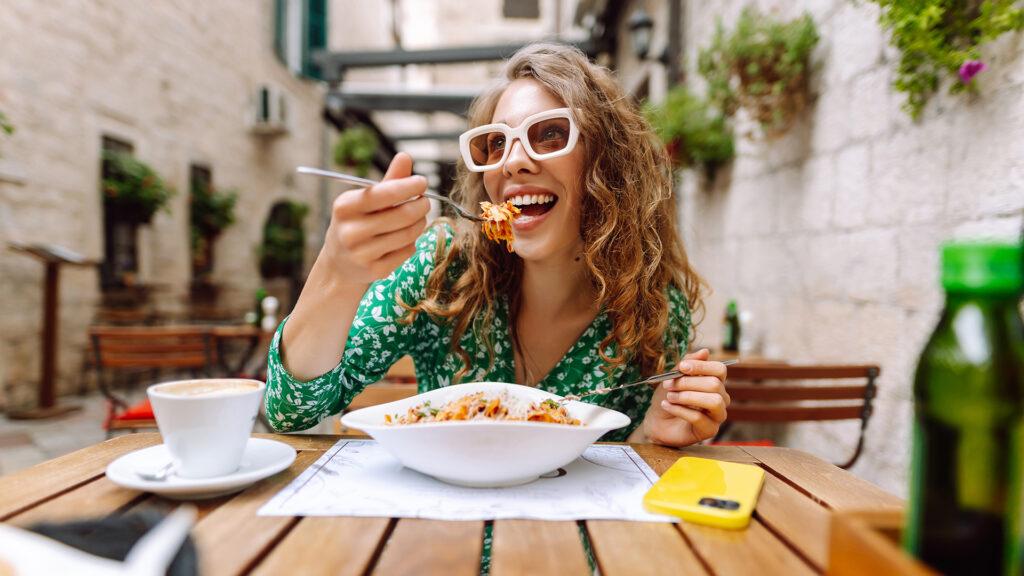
top-left (502, 137), bottom-right (538, 176)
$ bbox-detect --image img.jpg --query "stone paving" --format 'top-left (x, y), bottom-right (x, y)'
top-left (0, 392), bottom-right (109, 476)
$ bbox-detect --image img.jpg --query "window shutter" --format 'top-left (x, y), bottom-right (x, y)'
top-left (302, 0), bottom-right (327, 80)
top-left (273, 0), bottom-right (286, 66)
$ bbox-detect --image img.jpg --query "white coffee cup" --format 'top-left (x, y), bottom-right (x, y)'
top-left (147, 378), bottom-right (265, 478)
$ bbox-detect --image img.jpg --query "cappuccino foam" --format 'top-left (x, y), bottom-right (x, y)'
top-left (155, 380), bottom-right (260, 398)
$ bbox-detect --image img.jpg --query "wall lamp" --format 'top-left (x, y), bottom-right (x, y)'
top-left (628, 8), bottom-right (669, 65)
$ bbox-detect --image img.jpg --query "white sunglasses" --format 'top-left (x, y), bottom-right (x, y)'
top-left (459, 108), bottom-right (580, 172)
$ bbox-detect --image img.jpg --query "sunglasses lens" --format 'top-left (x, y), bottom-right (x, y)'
top-left (527, 117), bottom-right (572, 156)
top-left (468, 131), bottom-right (507, 168)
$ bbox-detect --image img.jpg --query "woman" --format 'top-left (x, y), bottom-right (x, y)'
top-left (265, 43), bottom-right (729, 446)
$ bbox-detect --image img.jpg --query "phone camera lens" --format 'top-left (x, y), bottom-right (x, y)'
top-left (698, 497), bottom-right (740, 510)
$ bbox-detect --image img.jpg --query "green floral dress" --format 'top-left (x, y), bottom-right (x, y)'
top-left (264, 224), bottom-right (691, 442)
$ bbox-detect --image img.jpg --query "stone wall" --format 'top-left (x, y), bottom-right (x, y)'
top-left (0, 0), bottom-right (327, 408)
top-left (678, 0), bottom-right (1024, 496)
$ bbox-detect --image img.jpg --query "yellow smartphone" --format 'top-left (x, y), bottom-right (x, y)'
top-left (643, 457), bottom-right (765, 529)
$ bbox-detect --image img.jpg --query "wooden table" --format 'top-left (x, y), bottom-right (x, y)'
top-left (0, 434), bottom-right (904, 575)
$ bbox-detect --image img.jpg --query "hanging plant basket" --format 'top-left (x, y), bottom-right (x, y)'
top-left (699, 7), bottom-right (819, 140)
top-left (101, 150), bottom-right (176, 223)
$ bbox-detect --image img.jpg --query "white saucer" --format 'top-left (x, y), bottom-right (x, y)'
top-left (106, 438), bottom-right (297, 500)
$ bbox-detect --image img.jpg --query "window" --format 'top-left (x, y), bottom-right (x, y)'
top-left (99, 136), bottom-right (137, 290)
top-left (504, 0), bottom-right (540, 19)
top-left (274, 0), bottom-right (327, 79)
top-left (189, 164), bottom-right (214, 283)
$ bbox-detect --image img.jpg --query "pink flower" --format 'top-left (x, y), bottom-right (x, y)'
top-left (958, 60), bottom-right (988, 84)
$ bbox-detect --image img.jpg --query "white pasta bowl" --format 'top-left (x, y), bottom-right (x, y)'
top-left (340, 381), bottom-right (631, 487)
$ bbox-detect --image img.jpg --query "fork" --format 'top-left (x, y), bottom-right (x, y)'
top-left (297, 166), bottom-right (485, 222)
top-left (562, 359), bottom-right (739, 402)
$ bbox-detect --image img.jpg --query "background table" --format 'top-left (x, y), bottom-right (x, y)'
top-left (0, 434), bottom-right (904, 575)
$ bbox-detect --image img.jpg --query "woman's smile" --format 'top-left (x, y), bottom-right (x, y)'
top-left (504, 185), bottom-right (558, 229)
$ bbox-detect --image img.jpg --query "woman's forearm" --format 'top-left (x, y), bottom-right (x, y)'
top-left (279, 252), bottom-right (370, 382)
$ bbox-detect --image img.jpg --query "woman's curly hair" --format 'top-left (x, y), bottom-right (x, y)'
top-left (403, 42), bottom-right (706, 382)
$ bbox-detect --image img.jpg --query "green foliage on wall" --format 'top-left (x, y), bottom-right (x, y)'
top-left (259, 200), bottom-right (309, 279)
top-left (333, 125), bottom-right (379, 178)
top-left (699, 6), bottom-right (819, 138)
top-left (101, 150), bottom-right (176, 222)
top-left (867, 0), bottom-right (1024, 118)
top-left (643, 86), bottom-right (735, 174)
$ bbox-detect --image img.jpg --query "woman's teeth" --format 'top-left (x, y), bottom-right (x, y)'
top-left (509, 194), bottom-right (555, 207)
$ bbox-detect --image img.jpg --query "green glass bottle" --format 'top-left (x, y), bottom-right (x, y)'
top-left (904, 241), bottom-right (1024, 575)
top-left (723, 300), bottom-right (740, 352)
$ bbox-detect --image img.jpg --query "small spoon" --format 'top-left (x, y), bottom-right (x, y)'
top-left (563, 359), bottom-right (739, 402)
top-left (136, 461), bottom-right (174, 482)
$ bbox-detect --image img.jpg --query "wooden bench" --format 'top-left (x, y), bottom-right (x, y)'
top-left (718, 362), bottom-right (880, 469)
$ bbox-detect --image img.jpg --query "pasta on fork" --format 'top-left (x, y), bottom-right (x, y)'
top-left (479, 201), bottom-right (521, 252)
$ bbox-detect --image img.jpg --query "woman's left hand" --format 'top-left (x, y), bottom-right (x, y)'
top-left (640, 348), bottom-right (730, 447)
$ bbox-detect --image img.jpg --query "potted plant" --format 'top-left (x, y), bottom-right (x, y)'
top-left (259, 200), bottom-right (309, 279)
top-left (699, 7), bottom-right (819, 139)
top-left (101, 150), bottom-right (176, 223)
top-left (644, 85), bottom-right (735, 177)
top-left (190, 180), bottom-right (238, 281)
top-left (333, 125), bottom-right (379, 177)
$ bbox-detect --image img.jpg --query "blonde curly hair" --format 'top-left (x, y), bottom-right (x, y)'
top-left (404, 43), bottom-right (705, 382)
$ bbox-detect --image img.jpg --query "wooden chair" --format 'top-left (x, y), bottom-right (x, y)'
top-left (717, 362), bottom-right (880, 469)
top-left (89, 325), bottom-right (215, 436)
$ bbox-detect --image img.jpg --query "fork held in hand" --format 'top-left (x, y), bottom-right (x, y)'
top-left (296, 166), bottom-right (485, 222)
top-left (563, 359), bottom-right (739, 402)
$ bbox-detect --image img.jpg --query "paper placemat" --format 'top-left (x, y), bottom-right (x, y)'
top-left (258, 439), bottom-right (676, 522)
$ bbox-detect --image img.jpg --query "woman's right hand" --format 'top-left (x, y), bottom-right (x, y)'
top-left (320, 152), bottom-right (430, 288)
top-left (280, 152), bottom-right (429, 381)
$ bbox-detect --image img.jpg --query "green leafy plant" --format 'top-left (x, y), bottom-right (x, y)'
top-left (0, 110), bottom-right (12, 136)
top-left (643, 85), bottom-right (735, 175)
top-left (333, 125), bottom-right (379, 177)
top-left (259, 200), bottom-right (309, 278)
top-left (101, 150), bottom-right (176, 222)
top-left (190, 181), bottom-right (238, 275)
top-left (698, 7), bottom-right (819, 138)
top-left (867, 0), bottom-right (1024, 119)
top-left (0, 110), bottom-right (12, 159)
top-left (190, 181), bottom-right (237, 238)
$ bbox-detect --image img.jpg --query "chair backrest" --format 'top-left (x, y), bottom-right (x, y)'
top-left (723, 362), bottom-right (880, 469)
top-left (90, 325), bottom-right (215, 372)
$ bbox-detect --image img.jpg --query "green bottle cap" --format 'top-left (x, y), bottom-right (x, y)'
top-left (941, 241), bottom-right (1023, 293)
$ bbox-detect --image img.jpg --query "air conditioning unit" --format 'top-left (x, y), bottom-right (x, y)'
top-left (251, 84), bottom-right (289, 135)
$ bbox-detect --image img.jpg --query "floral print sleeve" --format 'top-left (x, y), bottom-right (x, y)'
top-left (264, 226), bottom-right (451, 432)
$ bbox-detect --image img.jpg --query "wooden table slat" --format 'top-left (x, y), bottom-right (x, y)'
top-left (0, 433), bottom-right (162, 520)
top-left (679, 519), bottom-right (819, 576)
top-left (252, 433), bottom-right (343, 451)
top-left (740, 447), bottom-right (904, 513)
top-left (191, 451), bottom-right (320, 576)
top-left (631, 443), bottom-right (759, 476)
top-left (8, 477), bottom-right (144, 528)
top-left (753, 473), bottom-right (832, 571)
top-left (492, 520), bottom-right (591, 575)
top-left (252, 516), bottom-right (392, 576)
top-left (587, 520), bottom-right (710, 576)
top-left (373, 519), bottom-right (484, 576)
